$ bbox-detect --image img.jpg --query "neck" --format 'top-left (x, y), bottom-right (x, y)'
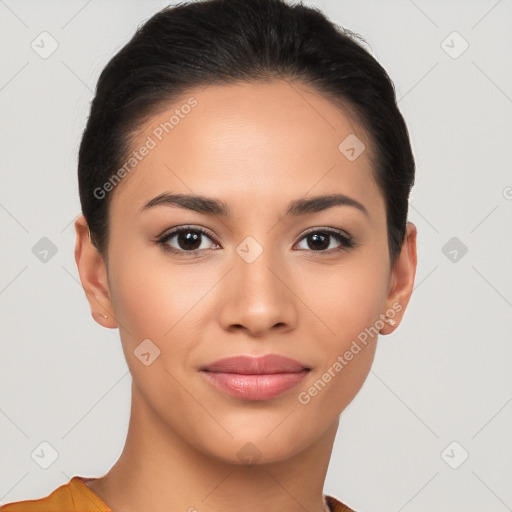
top-left (88, 381), bottom-right (339, 512)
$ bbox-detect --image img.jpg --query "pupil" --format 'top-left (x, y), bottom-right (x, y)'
top-left (179, 231), bottom-right (201, 250)
top-left (309, 232), bottom-right (329, 250)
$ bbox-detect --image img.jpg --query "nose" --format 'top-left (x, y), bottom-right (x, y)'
top-left (217, 246), bottom-right (299, 337)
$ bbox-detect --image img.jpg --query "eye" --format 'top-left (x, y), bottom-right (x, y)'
top-left (294, 228), bottom-right (355, 254)
top-left (155, 225), bottom-right (356, 257)
top-left (156, 225), bottom-right (219, 256)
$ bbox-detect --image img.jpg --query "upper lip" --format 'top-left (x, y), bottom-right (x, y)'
top-left (200, 354), bottom-right (310, 374)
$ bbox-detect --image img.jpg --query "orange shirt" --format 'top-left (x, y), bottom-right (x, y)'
top-left (0, 476), bottom-right (355, 511)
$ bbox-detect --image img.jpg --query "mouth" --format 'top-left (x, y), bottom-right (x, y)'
top-left (200, 354), bottom-right (311, 401)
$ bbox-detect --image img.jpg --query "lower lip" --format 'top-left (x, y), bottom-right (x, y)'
top-left (201, 370), bottom-right (309, 401)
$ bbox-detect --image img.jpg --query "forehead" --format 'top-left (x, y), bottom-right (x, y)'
top-left (109, 79), bottom-right (384, 221)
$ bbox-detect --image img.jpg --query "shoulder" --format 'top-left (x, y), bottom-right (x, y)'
top-left (0, 477), bottom-right (110, 512)
top-left (325, 494), bottom-right (357, 512)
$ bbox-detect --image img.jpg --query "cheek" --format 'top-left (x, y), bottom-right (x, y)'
top-left (295, 275), bottom-right (383, 421)
top-left (109, 249), bottom-right (212, 340)
top-left (107, 248), bottom-right (223, 391)
top-left (295, 254), bottom-right (389, 409)
top-left (304, 254), bottom-right (390, 343)
top-left (107, 252), bottom-right (209, 402)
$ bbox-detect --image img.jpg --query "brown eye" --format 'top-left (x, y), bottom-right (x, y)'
top-left (295, 228), bottom-right (355, 254)
top-left (157, 226), bottom-right (219, 255)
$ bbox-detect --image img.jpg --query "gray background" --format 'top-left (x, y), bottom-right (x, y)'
top-left (1, 0), bottom-right (511, 510)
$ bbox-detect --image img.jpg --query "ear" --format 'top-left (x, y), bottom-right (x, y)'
top-left (74, 214), bottom-right (118, 329)
top-left (380, 221), bottom-right (417, 334)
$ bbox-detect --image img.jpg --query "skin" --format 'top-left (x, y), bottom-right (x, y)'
top-left (74, 79), bottom-right (417, 512)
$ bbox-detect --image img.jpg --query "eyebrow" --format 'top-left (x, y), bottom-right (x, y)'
top-left (141, 192), bottom-right (369, 217)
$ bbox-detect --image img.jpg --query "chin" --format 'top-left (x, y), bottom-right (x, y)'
top-left (194, 424), bottom-right (316, 466)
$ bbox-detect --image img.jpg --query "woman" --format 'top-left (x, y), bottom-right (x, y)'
top-left (1, 0), bottom-right (417, 510)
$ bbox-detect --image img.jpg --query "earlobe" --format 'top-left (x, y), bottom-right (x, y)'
top-left (380, 221), bottom-right (417, 335)
top-left (74, 214), bottom-right (118, 329)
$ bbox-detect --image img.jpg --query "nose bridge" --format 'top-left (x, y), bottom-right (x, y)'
top-left (217, 234), bottom-right (297, 335)
top-left (234, 235), bottom-right (284, 306)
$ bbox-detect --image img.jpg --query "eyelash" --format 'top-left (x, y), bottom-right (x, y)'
top-left (155, 225), bottom-right (356, 257)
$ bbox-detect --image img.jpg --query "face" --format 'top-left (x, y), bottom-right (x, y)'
top-left (77, 79), bottom-right (416, 465)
